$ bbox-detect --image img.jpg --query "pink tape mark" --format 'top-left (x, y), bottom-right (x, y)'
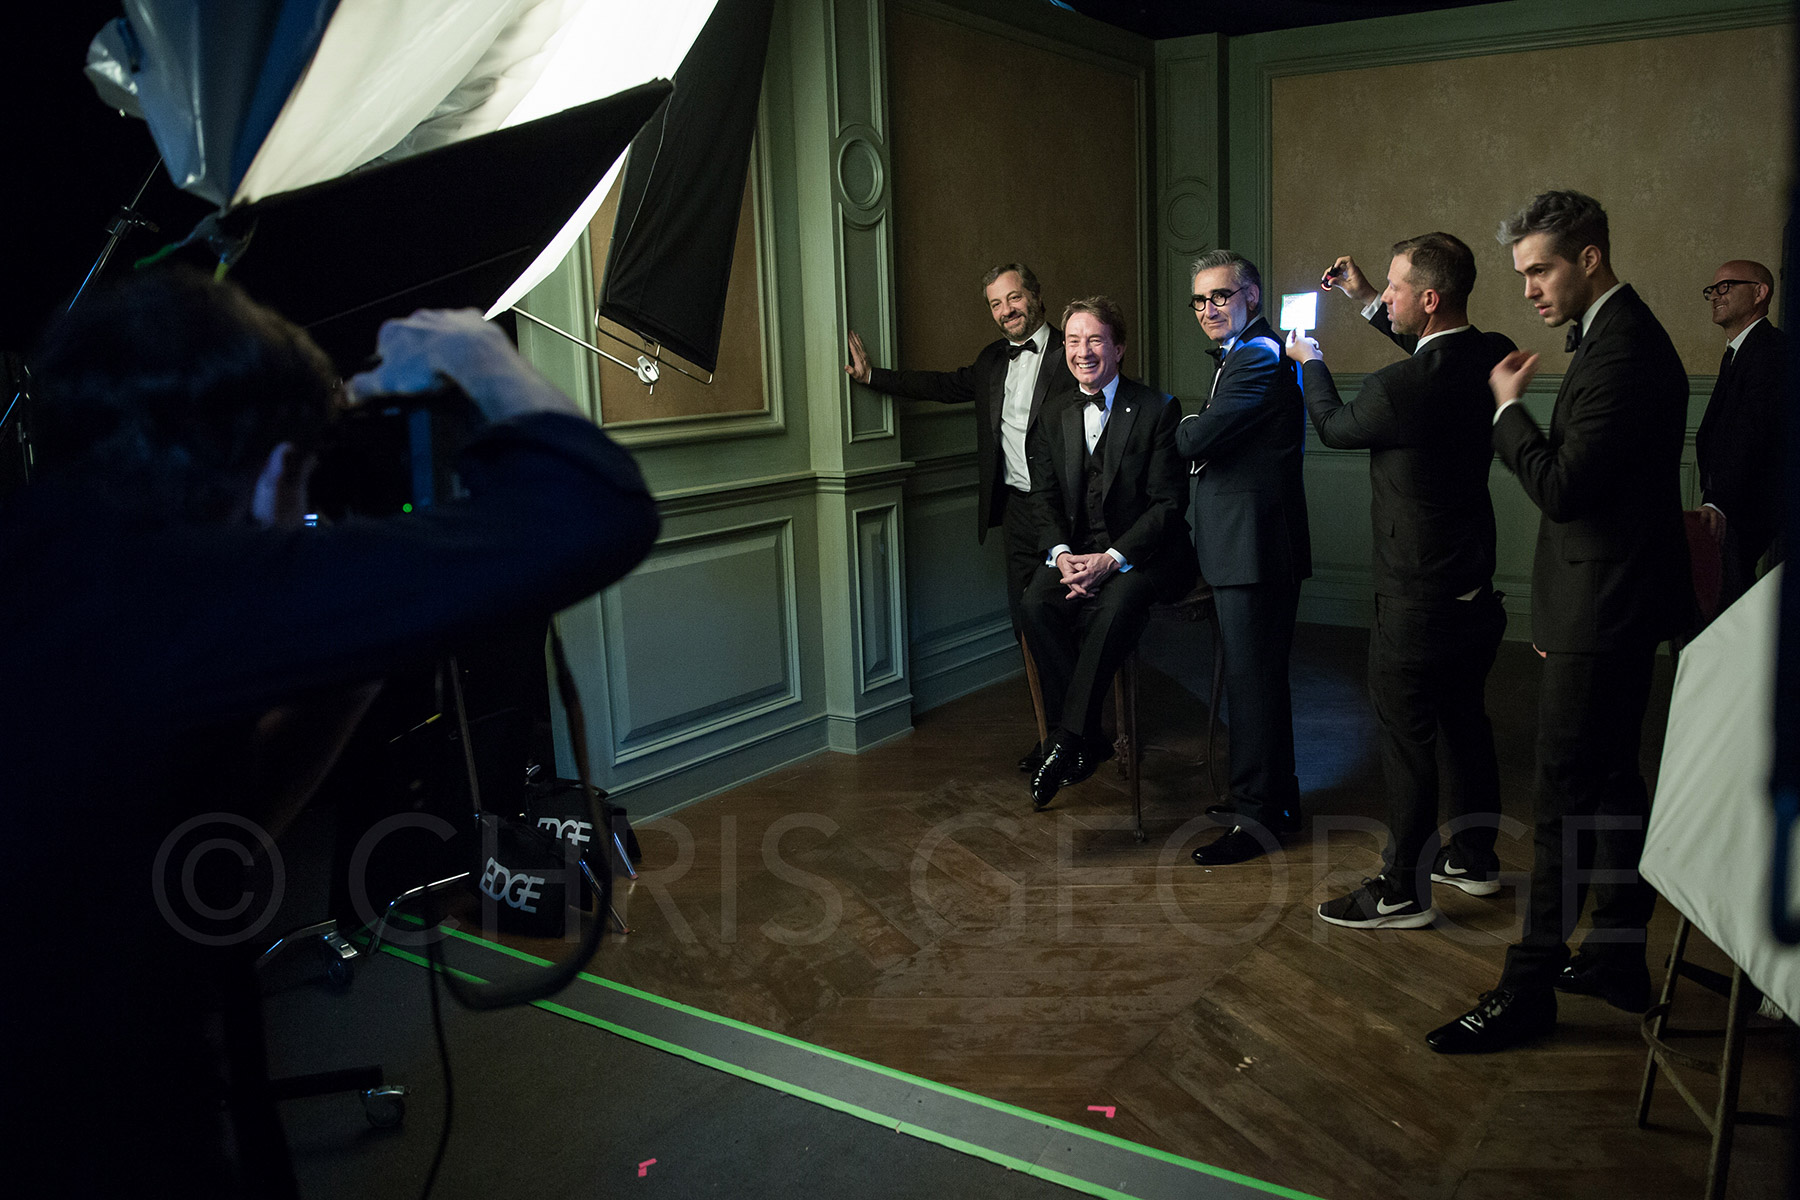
top-left (637, 1159), bottom-right (657, 1177)
top-left (1086, 1105), bottom-right (1116, 1118)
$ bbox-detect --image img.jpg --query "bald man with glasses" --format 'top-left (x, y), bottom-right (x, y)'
top-left (1697, 260), bottom-right (1788, 609)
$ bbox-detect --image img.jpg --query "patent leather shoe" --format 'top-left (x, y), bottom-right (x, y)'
top-left (1190, 825), bottom-right (1277, 865)
top-left (1018, 741), bottom-right (1047, 774)
top-left (1030, 740), bottom-right (1106, 811)
top-left (1426, 987), bottom-right (1556, 1054)
top-left (1555, 952), bottom-right (1652, 1014)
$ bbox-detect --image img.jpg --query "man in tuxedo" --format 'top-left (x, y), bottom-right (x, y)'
top-left (1020, 296), bottom-right (1195, 809)
top-left (1429, 190), bottom-right (1690, 1053)
top-left (847, 264), bottom-right (1074, 771)
top-left (1285, 233), bottom-right (1515, 927)
top-left (1697, 258), bottom-right (1788, 607)
top-left (1179, 249), bottom-right (1311, 866)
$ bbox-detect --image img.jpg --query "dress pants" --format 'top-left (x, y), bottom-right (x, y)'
top-left (1211, 578), bottom-right (1302, 824)
top-left (997, 485), bottom-right (1041, 639)
top-left (1021, 564), bottom-right (1161, 744)
top-left (1500, 644), bottom-right (1659, 990)
top-left (1370, 590), bottom-right (1507, 900)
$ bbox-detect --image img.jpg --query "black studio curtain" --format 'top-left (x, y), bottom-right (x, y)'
top-left (597, 0), bottom-right (776, 375)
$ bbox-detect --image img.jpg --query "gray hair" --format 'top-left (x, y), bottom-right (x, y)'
top-left (1190, 249), bottom-right (1262, 314)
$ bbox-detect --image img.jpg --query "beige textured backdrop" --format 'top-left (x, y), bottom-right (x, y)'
top-left (587, 173), bottom-right (766, 425)
top-left (1270, 25), bottom-right (1792, 377)
top-left (888, 7), bottom-right (1142, 376)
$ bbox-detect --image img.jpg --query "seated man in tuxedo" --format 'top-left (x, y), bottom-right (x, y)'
top-left (1020, 296), bottom-right (1196, 809)
top-left (1697, 258), bottom-right (1788, 609)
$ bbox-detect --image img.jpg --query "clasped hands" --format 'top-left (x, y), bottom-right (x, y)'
top-left (1056, 551), bottom-right (1118, 599)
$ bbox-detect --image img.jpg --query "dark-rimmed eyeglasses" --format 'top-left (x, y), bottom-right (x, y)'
top-left (1702, 279), bottom-right (1758, 300)
top-left (1190, 287), bottom-right (1244, 311)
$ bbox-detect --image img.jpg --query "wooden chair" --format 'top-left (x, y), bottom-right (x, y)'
top-left (1636, 914), bottom-right (1789, 1200)
top-left (1113, 582), bottom-right (1225, 842)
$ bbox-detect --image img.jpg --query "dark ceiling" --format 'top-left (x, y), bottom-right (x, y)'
top-left (1051, 0), bottom-right (1511, 39)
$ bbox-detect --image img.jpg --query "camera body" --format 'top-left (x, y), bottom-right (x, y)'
top-left (309, 384), bottom-right (485, 519)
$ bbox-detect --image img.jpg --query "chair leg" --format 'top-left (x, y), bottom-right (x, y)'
top-left (1020, 633), bottom-right (1049, 750)
top-left (1638, 915), bottom-right (1691, 1127)
top-left (1114, 655), bottom-right (1143, 842)
top-left (1706, 966), bottom-right (1758, 1200)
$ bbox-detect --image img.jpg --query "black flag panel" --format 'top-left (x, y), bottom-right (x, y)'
top-left (598, 0), bottom-right (776, 375)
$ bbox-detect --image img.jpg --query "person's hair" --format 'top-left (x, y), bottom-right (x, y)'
top-left (1190, 249), bottom-right (1262, 314)
top-left (1061, 296), bottom-right (1128, 346)
top-left (1496, 190), bottom-right (1610, 266)
top-left (1391, 232), bottom-right (1477, 307)
top-left (981, 263), bottom-right (1042, 297)
top-left (32, 266), bottom-right (338, 521)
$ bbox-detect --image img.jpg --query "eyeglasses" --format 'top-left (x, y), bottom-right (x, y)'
top-left (1190, 287), bottom-right (1244, 311)
top-left (1702, 279), bottom-right (1758, 300)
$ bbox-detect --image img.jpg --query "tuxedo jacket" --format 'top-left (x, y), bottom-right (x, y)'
top-left (1493, 285), bottom-right (1691, 651)
top-left (1302, 312), bottom-right (1515, 600)
top-left (869, 326), bottom-right (1074, 542)
top-left (1697, 317), bottom-right (1788, 563)
top-left (1025, 375), bottom-right (1197, 601)
top-left (1177, 315), bottom-right (1312, 587)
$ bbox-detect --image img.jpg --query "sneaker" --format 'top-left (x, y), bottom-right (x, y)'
top-left (1430, 846), bottom-right (1500, 896)
top-left (1317, 875), bottom-right (1436, 930)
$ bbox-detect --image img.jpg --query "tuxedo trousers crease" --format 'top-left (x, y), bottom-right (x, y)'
top-left (1021, 565), bottom-right (1161, 743)
top-left (1210, 578), bottom-right (1302, 823)
top-left (1500, 644), bottom-right (1659, 990)
top-left (998, 485), bottom-right (1042, 640)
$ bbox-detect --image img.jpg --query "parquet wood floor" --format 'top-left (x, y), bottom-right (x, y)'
top-left (555, 621), bottom-right (1795, 1199)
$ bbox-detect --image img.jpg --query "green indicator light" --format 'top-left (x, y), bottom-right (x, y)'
top-left (402, 503), bottom-right (414, 513)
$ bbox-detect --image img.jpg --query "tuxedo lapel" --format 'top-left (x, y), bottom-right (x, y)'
top-left (1101, 384), bottom-right (1140, 494)
top-left (986, 347), bottom-right (1008, 437)
top-left (1059, 401), bottom-right (1087, 522)
top-left (1029, 325), bottom-right (1063, 423)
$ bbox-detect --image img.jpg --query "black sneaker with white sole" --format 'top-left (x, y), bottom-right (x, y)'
top-left (1430, 847), bottom-right (1500, 896)
top-left (1317, 875), bottom-right (1437, 929)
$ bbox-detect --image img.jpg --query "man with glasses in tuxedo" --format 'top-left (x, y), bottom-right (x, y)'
top-left (1178, 249), bottom-right (1312, 866)
top-left (1697, 260), bottom-right (1788, 609)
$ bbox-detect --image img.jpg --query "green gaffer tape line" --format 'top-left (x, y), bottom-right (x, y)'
top-left (379, 925), bottom-right (1320, 1200)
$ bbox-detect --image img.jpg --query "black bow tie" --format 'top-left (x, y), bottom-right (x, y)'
top-left (1082, 391), bottom-right (1106, 411)
top-left (1206, 346), bottom-right (1224, 364)
top-left (1007, 340), bottom-right (1038, 360)
top-left (1565, 323), bottom-right (1583, 353)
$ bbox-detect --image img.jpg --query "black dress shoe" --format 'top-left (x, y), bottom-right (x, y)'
top-left (1018, 741), bottom-right (1046, 774)
top-left (1426, 988), bottom-right (1556, 1054)
top-left (1204, 803), bottom-right (1232, 818)
top-left (1191, 825), bottom-right (1278, 865)
top-left (1030, 741), bottom-right (1106, 811)
top-left (1555, 952), bottom-right (1652, 1013)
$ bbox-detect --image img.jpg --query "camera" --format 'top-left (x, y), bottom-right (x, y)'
top-left (308, 383), bottom-right (485, 519)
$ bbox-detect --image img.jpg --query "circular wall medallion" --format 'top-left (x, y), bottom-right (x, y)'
top-left (835, 132), bottom-right (885, 212)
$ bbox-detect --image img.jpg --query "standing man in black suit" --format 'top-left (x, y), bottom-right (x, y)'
top-left (1284, 233), bottom-right (1515, 928)
top-left (1180, 249), bottom-right (1312, 866)
top-left (847, 264), bottom-right (1074, 771)
top-left (1429, 191), bottom-right (1691, 1053)
top-left (1021, 296), bottom-right (1196, 809)
top-left (1697, 258), bottom-right (1788, 607)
